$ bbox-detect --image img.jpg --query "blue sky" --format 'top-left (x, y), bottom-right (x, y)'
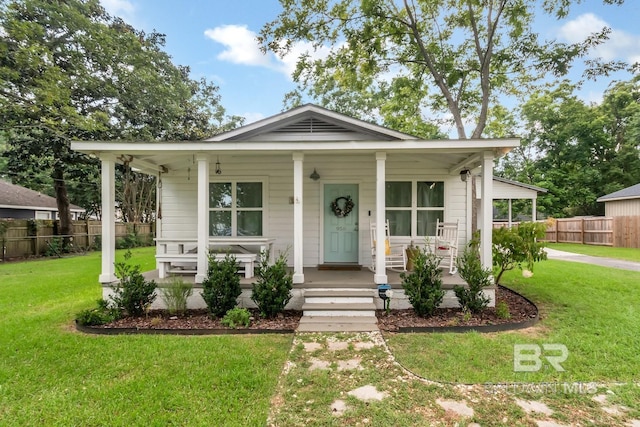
top-left (101, 0), bottom-right (640, 127)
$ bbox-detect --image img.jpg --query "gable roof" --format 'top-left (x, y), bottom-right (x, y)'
top-left (206, 104), bottom-right (419, 142)
top-left (493, 176), bottom-right (548, 193)
top-left (0, 179), bottom-right (85, 212)
top-left (597, 183), bottom-right (640, 202)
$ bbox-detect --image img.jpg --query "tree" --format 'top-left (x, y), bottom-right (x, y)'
top-left (0, 0), bottom-right (241, 238)
top-left (261, 0), bottom-right (627, 139)
top-left (502, 78), bottom-right (640, 217)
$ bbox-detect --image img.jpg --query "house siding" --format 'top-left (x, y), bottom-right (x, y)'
top-left (158, 153), bottom-right (468, 267)
top-left (604, 199), bottom-right (640, 217)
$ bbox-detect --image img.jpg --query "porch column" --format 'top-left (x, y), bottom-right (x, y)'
top-left (508, 199), bottom-right (513, 228)
top-left (480, 151), bottom-right (494, 271)
top-left (531, 198), bottom-right (537, 222)
top-left (292, 153), bottom-right (304, 284)
top-left (195, 154), bottom-right (209, 283)
top-left (99, 154), bottom-right (116, 284)
top-left (375, 152), bottom-right (388, 284)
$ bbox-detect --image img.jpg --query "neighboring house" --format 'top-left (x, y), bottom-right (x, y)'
top-left (597, 183), bottom-right (640, 216)
top-left (72, 104), bottom-right (519, 289)
top-left (0, 179), bottom-right (85, 220)
top-left (476, 176), bottom-right (548, 225)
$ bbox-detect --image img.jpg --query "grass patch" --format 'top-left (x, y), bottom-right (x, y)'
top-left (385, 259), bottom-right (640, 384)
top-left (0, 248), bottom-right (291, 426)
top-left (546, 242), bottom-right (640, 262)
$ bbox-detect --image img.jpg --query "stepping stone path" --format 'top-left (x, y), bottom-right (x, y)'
top-left (592, 393), bottom-right (630, 417)
top-left (302, 342), bottom-right (323, 352)
top-left (270, 332), bottom-right (640, 426)
top-left (347, 384), bottom-right (388, 402)
top-left (515, 398), bottom-right (554, 416)
top-left (330, 399), bottom-right (348, 416)
top-left (327, 341), bottom-right (349, 351)
top-left (436, 398), bottom-right (474, 418)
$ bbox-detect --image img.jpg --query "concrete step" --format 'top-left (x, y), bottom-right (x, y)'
top-left (304, 289), bottom-right (376, 298)
top-left (304, 289), bottom-right (375, 304)
top-left (302, 302), bottom-right (376, 317)
top-left (297, 315), bottom-right (378, 332)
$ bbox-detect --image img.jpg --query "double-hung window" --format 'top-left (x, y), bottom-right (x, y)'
top-left (209, 182), bottom-right (263, 236)
top-left (385, 181), bottom-right (444, 237)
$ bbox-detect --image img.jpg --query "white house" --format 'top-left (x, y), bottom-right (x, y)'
top-left (72, 105), bottom-right (519, 318)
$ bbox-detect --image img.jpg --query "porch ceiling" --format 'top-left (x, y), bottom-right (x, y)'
top-left (71, 139), bottom-right (519, 176)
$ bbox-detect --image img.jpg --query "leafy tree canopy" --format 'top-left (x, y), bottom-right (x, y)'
top-left (498, 76), bottom-right (640, 217)
top-left (261, 0), bottom-right (629, 139)
top-left (0, 0), bottom-right (242, 226)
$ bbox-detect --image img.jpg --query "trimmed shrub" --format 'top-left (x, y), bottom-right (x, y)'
top-left (201, 253), bottom-right (241, 317)
top-left (111, 251), bottom-right (157, 316)
top-left (400, 247), bottom-right (445, 317)
top-left (251, 251), bottom-right (293, 318)
top-left (76, 299), bottom-right (120, 326)
top-left (221, 307), bottom-right (251, 328)
top-left (454, 244), bottom-right (492, 313)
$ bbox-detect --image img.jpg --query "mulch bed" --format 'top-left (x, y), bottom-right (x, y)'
top-left (82, 286), bottom-right (536, 334)
top-left (97, 309), bottom-right (302, 332)
top-left (376, 286), bottom-right (538, 332)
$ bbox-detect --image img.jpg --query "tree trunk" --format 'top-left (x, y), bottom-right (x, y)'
top-left (52, 167), bottom-right (72, 250)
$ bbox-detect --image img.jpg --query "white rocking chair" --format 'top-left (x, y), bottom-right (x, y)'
top-left (435, 219), bottom-right (460, 274)
top-left (369, 220), bottom-right (407, 273)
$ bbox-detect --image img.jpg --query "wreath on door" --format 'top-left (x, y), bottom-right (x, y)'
top-left (330, 196), bottom-right (355, 218)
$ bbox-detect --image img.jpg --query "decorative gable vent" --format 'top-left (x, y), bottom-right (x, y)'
top-left (273, 117), bottom-right (350, 134)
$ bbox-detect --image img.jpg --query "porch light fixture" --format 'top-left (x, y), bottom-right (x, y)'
top-left (215, 156), bottom-right (222, 175)
top-left (309, 168), bottom-right (320, 181)
top-left (459, 168), bottom-right (471, 182)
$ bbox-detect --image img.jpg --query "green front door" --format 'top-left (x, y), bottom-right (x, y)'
top-left (324, 184), bottom-right (359, 263)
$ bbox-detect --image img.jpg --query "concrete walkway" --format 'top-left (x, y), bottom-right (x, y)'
top-left (545, 248), bottom-right (640, 272)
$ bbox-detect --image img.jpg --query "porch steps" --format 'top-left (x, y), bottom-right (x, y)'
top-left (298, 289), bottom-right (379, 332)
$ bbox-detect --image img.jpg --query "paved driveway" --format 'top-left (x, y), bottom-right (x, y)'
top-left (545, 248), bottom-right (640, 272)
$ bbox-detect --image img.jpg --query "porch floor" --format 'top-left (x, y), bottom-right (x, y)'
top-left (142, 267), bottom-right (467, 289)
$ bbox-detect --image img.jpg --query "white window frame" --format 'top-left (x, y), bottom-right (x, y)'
top-left (209, 179), bottom-right (266, 237)
top-left (385, 180), bottom-right (445, 238)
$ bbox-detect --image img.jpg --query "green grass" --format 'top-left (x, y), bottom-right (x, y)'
top-left (385, 259), bottom-right (640, 384)
top-left (0, 248), bottom-right (291, 426)
top-left (547, 242), bottom-right (640, 262)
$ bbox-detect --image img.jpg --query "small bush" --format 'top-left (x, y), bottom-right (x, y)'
top-left (454, 244), bottom-right (492, 313)
top-left (160, 277), bottom-right (193, 316)
top-left (496, 300), bottom-right (511, 319)
top-left (116, 232), bottom-right (143, 249)
top-left (201, 253), bottom-right (242, 317)
top-left (76, 299), bottom-right (119, 326)
top-left (492, 222), bottom-right (547, 285)
top-left (221, 307), bottom-right (251, 328)
top-left (400, 247), bottom-right (445, 317)
top-left (251, 251), bottom-right (293, 318)
top-left (111, 251), bottom-right (157, 316)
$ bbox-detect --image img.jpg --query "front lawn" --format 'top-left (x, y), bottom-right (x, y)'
top-left (0, 248), bottom-right (291, 426)
top-left (385, 259), bottom-right (640, 384)
top-left (546, 242), bottom-right (640, 262)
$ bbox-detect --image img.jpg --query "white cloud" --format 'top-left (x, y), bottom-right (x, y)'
top-left (204, 25), bottom-right (270, 67)
top-left (204, 24), bottom-right (332, 79)
top-left (558, 13), bottom-right (640, 63)
top-left (100, 0), bottom-right (135, 20)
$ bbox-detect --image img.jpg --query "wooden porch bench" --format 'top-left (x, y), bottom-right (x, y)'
top-left (155, 239), bottom-right (259, 279)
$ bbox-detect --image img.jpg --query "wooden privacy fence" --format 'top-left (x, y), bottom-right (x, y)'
top-left (495, 216), bottom-right (639, 248)
top-left (0, 220), bottom-right (154, 260)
